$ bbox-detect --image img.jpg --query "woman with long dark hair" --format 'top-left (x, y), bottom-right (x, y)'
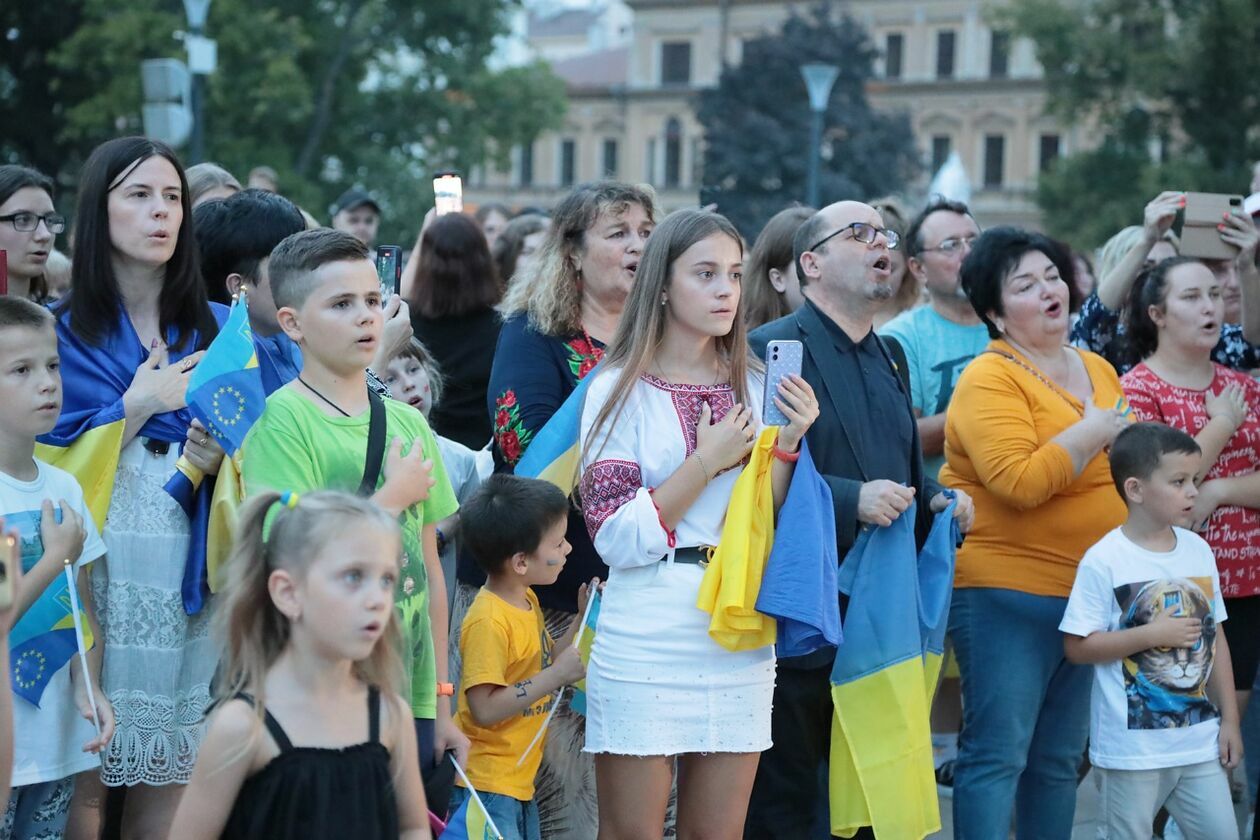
top-left (42, 136), bottom-right (225, 839)
top-left (408, 212), bottom-right (503, 449)
top-left (0, 165), bottom-right (64, 303)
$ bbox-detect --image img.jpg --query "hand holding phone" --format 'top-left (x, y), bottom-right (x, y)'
top-left (376, 246), bottom-right (402, 298)
top-left (1178, 192), bottom-right (1245, 260)
top-left (0, 523), bottom-right (19, 615)
top-left (762, 340), bottom-right (804, 425)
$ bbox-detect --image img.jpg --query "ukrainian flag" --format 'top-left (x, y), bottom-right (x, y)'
top-left (513, 364), bottom-right (600, 494)
top-left (827, 496), bottom-right (958, 840)
top-left (441, 795), bottom-right (499, 840)
top-left (164, 299), bottom-right (264, 613)
top-left (568, 590), bottom-right (602, 716)
top-left (8, 508), bottom-right (93, 707)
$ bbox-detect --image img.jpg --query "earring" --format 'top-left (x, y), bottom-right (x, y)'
top-left (661, 296), bottom-right (667, 306)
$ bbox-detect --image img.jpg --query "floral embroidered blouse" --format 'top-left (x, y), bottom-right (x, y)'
top-left (460, 314), bottom-right (606, 612)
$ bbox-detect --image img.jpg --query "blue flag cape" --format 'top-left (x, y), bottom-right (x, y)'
top-left (37, 303), bottom-right (227, 615)
top-left (514, 362), bottom-right (600, 495)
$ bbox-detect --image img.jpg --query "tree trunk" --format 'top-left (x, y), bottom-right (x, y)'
top-left (295, 0), bottom-right (368, 178)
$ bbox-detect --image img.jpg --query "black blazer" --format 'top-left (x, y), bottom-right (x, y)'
top-left (750, 302), bottom-right (941, 563)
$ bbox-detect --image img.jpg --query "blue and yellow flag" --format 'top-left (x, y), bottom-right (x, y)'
top-left (441, 794), bottom-right (498, 840)
top-left (7, 507), bottom-right (93, 707)
top-left (164, 298), bottom-right (263, 613)
top-left (514, 363), bottom-right (600, 495)
top-left (827, 496), bottom-right (958, 840)
top-left (569, 590), bottom-right (602, 716)
top-left (186, 297), bottom-right (265, 457)
top-left (755, 438), bottom-right (842, 658)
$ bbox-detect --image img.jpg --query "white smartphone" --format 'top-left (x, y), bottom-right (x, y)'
top-left (433, 173), bottom-right (463, 216)
top-left (762, 340), bottom-right (804, 425)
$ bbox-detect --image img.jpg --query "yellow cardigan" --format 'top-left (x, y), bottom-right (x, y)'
top-left (940, 340), bottom-right (1128, 598)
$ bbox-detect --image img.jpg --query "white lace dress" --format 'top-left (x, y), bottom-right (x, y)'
top-left (91, 438), bottom-right (214, 786)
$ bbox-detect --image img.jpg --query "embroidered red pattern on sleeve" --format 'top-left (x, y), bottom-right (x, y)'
top-left (580, 459), bottom-right (644, 540)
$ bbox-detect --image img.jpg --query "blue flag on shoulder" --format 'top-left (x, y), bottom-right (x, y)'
top-left (514, 364), bottom-right (600, 495)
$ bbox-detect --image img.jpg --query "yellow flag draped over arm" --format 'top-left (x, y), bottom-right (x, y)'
top-left (695, 427), bottom-right (778, 651)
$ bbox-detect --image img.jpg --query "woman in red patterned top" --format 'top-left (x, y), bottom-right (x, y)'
top-left (1120, 256), bottom-right (1260, 716)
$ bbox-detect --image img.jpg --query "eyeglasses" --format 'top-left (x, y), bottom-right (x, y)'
top-left (809, 222), bottom-right (900, 253)
top-left (921, 235), bottom-right (978, 256)
top-left (0, 212), bottom-right (66, 234)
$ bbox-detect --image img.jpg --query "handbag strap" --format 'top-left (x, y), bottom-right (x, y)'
top-left (358, 387), bottom-right (387, 496)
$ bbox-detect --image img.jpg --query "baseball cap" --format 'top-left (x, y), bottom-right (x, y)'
top-left (331, 188), bottom-right (380, 218)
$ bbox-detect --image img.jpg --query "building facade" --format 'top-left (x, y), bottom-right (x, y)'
top-left (469, 0), bottom-right (1093, 230)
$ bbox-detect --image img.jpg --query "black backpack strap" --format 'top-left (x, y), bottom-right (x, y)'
top-left (367, 686), bottom-right (381, 744)
top-left (358, 387), bottom-right (387, 497)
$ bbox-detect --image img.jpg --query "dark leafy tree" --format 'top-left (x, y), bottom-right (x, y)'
top-left (697, 2), bottom-right (920, 238)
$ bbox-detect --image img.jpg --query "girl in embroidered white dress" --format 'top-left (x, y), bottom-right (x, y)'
top-left (578, 209), bottom-right (818, 839)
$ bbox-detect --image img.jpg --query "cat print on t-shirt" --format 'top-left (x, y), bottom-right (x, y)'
top-left (1115, 577), bottom-right (1219, 730)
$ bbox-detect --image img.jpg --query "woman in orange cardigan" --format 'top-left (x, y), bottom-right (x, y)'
top-left (941, 227), bottom-right (1130, 838)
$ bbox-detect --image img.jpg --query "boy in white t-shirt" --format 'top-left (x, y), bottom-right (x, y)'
top-left (1061, 422), bottom-right (1241, 840)
top-left (0, 298), bottom-right (113, 838)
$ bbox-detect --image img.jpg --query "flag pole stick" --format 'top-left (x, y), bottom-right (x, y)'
top-left (516, 589), bottom-right (598, 767)
top-left (63, 560), bottom-right (101, 740)
top-left (449, 754), bottom-right (505, 840)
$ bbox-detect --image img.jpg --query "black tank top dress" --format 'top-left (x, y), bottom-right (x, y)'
top-left (220, 687), bottom-right (399, 839)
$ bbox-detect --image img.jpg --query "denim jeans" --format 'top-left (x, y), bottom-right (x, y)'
top-left (448, 786), bottom-right (541, 840)
top-left (949, 587), bottom-right (1091, 840)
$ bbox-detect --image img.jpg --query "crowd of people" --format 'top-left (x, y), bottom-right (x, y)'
top-left (0, 136), bottom-right (1258, 840)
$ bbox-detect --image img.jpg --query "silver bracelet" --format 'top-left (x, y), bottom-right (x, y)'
top-left (692, 451), bottom-right (711, 482)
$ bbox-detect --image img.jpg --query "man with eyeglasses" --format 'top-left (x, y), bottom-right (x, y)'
top-left (881, 198), bottom-right (986, 480)
top-left (746, 200), bottom-right (974, 838)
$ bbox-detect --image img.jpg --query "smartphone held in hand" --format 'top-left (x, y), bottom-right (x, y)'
top-left (375, 246), bottom-right (402, 298)
top-left (0, 532), bottom-right (16, 610)
top-left (433, 173), bottom-right (463, 216)
top-left (762, 340), bottom-right (803, 426)
top-left (1178, 192), bottom-right (1244, 260)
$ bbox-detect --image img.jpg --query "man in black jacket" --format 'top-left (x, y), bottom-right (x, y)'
top-left (745, 200), bottom-right (975, 838)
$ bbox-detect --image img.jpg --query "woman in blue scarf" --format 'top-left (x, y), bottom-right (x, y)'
top-left (43, 137), bottom-right (225, 839)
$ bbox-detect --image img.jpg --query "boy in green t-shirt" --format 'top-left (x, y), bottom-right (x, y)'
top-left (240, 229), bottom-right (467, 778)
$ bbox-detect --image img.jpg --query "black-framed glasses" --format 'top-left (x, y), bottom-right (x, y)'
top-left (0, 212), bottom-right (66, 234)
top-left (921, 235), bottom-right (977, 256)
top-left (809, 222), bottom-right (900, 253)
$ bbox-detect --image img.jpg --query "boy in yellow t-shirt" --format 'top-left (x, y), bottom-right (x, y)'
top-left (452, 474), bottom-right (596, 839)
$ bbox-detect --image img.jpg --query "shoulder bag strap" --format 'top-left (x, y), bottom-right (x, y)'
top-left (359, 387), bottom-right (387, 497)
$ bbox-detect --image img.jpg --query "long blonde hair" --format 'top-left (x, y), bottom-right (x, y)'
top-left (499, 181), bottom-right (657, 336)
top-left (585, 209), bottom-right (759, 460)
top-left (1096, 224), bottom-right (1180, 289)
top-left (213, 491), bottom-right (404, 726)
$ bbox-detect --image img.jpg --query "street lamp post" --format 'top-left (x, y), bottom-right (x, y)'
top-left (183, 0), bottom-right (214, 163)
top-left (800, 63), bottom-right (839, 208)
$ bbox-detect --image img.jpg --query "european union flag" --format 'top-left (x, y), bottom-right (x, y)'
top-left (6, 507), bottom-right (93, 707)
top-left (186, 298), bottom-right (265, 457)
top-left (164, 297), bottom-right (264, 614)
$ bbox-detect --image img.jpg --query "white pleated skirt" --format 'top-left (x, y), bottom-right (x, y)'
top-left (584, 558), bottom-right (774, 756)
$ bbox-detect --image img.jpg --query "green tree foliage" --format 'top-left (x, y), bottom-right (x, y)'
top-left (0, 0), bottom-right (566, 243)
top-left (1000, 0), bottom-right (1260, 249)
top-left (696, 2), bottom-right (919, 238)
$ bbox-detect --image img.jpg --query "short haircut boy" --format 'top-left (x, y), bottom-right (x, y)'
top-left (0, 296), bottom-right (55, 331)
top-left (194, 189), bottom-right (307, 304)
top-left (268, 228), bottom-right (370, 311)
top-left (1109, 422), bottom-right (1202, 499)
top-left (459, 474), bottom-right (569, 574)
